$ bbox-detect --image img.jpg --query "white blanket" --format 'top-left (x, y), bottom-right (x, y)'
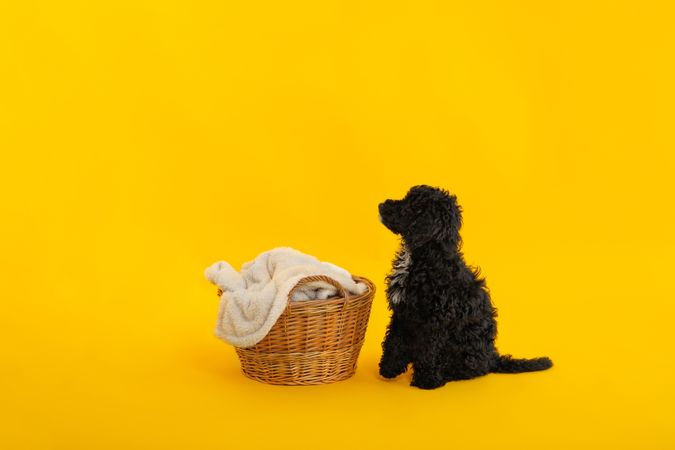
top-left (205, 247), bottom-right (367, 348)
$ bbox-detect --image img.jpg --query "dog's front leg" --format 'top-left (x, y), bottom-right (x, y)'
top-left (410, 358), bottom-right (446, 389)
top-left (379, 314), bottom-right (410, 379)
top-left (410, 330), bottom-right (448, 389)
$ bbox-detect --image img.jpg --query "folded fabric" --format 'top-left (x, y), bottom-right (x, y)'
top-left (205, 247), bottom-right (367, 348)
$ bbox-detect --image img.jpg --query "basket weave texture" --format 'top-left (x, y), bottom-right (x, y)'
top-left (218, 275), bottom-right (375, 385)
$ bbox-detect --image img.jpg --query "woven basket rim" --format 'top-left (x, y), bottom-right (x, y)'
top-left (284, 275), bottom-right (375, 310)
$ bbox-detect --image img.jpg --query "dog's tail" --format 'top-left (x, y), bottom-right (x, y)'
top-left (491, 354), bottom-right (553, 373)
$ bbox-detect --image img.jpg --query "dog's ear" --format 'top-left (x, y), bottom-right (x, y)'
top-left (404, 194), bottom-right (462, 249)
top-left (403, 209), bottom-right (437, 249)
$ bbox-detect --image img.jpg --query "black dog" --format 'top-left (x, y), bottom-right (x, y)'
top-left (379, 185), bottom-right (552, 389)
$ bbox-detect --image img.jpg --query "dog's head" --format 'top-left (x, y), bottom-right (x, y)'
top-left (379, 185), bottom-right (462, 249)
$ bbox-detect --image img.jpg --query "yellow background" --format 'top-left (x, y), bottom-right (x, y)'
top-left (1, 1), bottom-right (674, 448)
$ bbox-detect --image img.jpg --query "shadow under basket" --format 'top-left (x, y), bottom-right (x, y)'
top-left (218, 275), bottom-right (375, 385)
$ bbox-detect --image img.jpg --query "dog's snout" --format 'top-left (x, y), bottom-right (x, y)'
top-left (380, 199), bottom-right (395, 210)
top-left (379, 199), bottom-right (403, 234)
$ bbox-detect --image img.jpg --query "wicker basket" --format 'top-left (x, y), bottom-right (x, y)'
top-left (217, 275), bottom-right (375, 385)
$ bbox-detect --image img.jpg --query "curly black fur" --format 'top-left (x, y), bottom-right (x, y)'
top-left (378, 185), bottom-right (552, 389)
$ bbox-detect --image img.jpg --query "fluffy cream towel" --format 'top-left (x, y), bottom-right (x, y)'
top-left (204, 247), bottom-right (367, 348)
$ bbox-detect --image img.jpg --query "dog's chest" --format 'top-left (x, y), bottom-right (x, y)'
top-left (387, 245), bottom-right (411, 305)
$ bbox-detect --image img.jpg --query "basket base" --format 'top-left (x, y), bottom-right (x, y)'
top-left (236, 343), bottom-right (364, 386)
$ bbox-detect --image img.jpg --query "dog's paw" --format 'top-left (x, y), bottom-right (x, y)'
top-left (379, 362), bottom-right (407, 379)
top-left (410, 374), bottom-right (446, 390)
